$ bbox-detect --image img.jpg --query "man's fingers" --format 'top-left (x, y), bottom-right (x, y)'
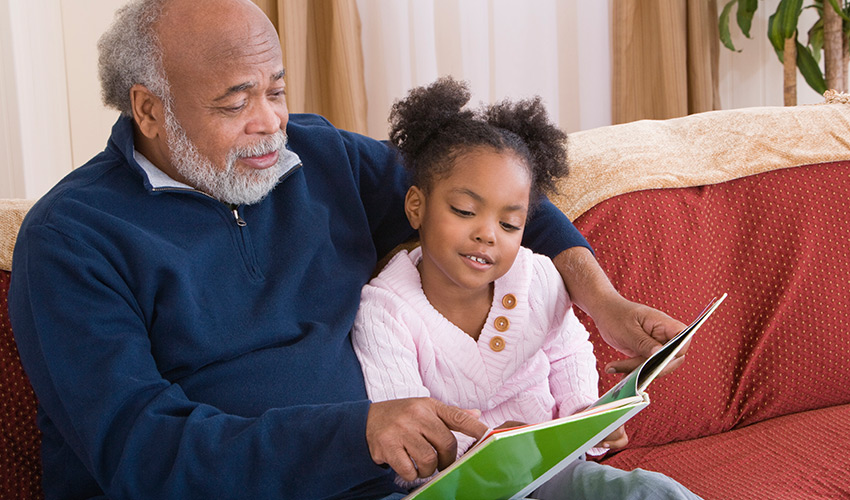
top-left (405, 437), bottom-right (441, 478)
top-left (430, 401), bottom-right (487, 470)
top-left (435, 400), bottom-right (488, 440)
top-left (384, 444), bottom-right (419, 482)
top-left (605, 355), bottom-right (646, 374)
top-left (366, 398), bottom-right (486, 479)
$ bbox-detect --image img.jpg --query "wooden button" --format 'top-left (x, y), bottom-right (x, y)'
top-left (490, 336), bottom-right (506, 352)
top-left (502, 294), bottom-right (517, 309)
top-left (494, 316), bottom-right (510, 332)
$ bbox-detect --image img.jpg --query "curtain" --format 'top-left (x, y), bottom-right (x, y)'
top-left (252, 0), bottom-right (368, 134)
top-left (355, 1), bottom-right (613, 139)
top-left (612, 0), bottom-right (720, 124)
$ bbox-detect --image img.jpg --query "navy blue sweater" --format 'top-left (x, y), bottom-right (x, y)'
top-left (9, 114), bottom-right (589, 499)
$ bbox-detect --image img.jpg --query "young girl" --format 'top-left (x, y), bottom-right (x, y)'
top-left (352, 77), bottom-right (700, 500)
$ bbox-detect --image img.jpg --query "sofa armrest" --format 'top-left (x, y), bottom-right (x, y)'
top-left (0, 199), bottom-right (35, 272)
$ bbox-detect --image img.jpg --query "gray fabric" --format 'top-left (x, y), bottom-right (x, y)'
top-left (529, 457), bottom-right (702, 500)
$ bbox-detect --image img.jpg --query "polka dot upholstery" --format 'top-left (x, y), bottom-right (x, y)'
top-left (573, 161), bottom-right (850, 499)
top-left (0, 270), bottom-right (43, 499)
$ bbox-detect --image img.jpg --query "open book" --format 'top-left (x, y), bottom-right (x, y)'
top-left (404, 294), bottom-right (727, 500)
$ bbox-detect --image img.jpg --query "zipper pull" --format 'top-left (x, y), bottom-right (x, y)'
top-left (231, 207), bottom-right (247, 227)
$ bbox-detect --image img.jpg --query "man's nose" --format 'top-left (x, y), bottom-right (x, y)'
top-left (246, 99), bottom-right (283, 135)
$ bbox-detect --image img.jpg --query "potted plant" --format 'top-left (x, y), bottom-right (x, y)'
top-left (719, 0), bottom-right (850, 104)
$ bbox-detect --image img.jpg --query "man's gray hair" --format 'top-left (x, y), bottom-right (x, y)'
top-left (97, 0), bottom-right (171, 116)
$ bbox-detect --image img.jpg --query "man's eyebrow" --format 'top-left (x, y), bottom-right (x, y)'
top-left (213, 82), bottom-right (255, 102)
top-left (213, 69), bottom-right (286, 102)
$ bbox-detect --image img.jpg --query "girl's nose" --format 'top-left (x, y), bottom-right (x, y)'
top-left (474, 224), bottom-right (495, 245)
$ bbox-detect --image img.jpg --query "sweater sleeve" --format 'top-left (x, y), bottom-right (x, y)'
top-left (339, 130), bottom-right (416, 260)
top-left (522, 198), bottom-right (592, 258)
top-left (529, 255), bottom-right (599, 417)
top-left (351, 283), bottom-right (431, 403)
top-left (9, 224), bottom-right (387, 500)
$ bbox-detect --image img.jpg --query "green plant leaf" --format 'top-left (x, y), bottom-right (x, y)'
top-left (808, 17), bottom-right (824, 63)
top-left (775, 0), bottom-right (804, 39)
top-left (719, 0), bottom-right (739, 51)
top-left (737, 0), bottom-right (759, 37)
top-left (768, 10), bottom-right (786, 61)
top-left (796, 40), bottom-right (828, 94)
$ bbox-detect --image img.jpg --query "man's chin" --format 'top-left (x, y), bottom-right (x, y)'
top-left (214, 168), bottom-right (283, 205)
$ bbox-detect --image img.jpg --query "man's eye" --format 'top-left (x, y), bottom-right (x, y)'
top-left (222, 102), bottom-right (246, 113)
top-left (451, 206), bottom-right (474, 217)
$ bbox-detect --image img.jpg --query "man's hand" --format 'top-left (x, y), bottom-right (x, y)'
top-left (592, 297), bottom-right (688, 375)
top-left (553, 247), bottom-right (688, 376)
top-left (366, 398), bottom-right (488, 482)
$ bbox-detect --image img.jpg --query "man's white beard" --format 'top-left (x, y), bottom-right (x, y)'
top-left (164, 106), bottom-right (286, 205)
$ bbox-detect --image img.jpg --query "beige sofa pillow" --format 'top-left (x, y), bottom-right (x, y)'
top-left (555, 96), bottom-right (850, 221)
top-left (0, 199), bottom-right (34, 272)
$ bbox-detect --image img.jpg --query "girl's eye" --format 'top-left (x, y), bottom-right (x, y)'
top-left (451, 206), bottom-right (474, 217)
top-left (501, 222), bottom-right (521, 232)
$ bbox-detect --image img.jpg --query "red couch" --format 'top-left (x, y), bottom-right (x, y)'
top-left (2, 99), bottom-right (850, 498)
top-left (556, 97), bottom-right (850, 499)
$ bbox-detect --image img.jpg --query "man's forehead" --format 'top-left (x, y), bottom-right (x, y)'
top-left (200, 25), bottom-right (282, 65)
top-left (156, 0), bottom-right (282, 72)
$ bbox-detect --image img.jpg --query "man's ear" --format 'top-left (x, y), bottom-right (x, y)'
top-left (404, 186), bottom-right (424, 230)
top-left (130, 84), bottom-right (166, 140)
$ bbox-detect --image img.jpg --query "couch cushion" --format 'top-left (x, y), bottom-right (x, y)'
top-left (602, 403), bottom-right (850, 500)
top-left (573, 160), bottom-right (850, 448)
top-left (0, 270), bottom-right (42, 498)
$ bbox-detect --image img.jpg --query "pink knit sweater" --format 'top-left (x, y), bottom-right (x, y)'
top-left (352, 246), bottom-right (599, 457)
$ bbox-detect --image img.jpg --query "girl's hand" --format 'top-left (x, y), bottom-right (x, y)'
top-left (596, 425), bottom-right (629, 450)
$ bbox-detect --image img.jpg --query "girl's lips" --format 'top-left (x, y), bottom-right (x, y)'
top-left (240, 150), bottom-right (279, 170)
top-left (461, 253), bottom-right (493, 270)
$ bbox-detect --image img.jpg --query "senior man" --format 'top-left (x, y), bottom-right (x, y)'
top-left (9, 0), bottom-right (686, 498)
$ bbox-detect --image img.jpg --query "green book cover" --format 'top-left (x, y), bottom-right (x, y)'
top-left (404, 399), bottom-right (648, 500)
top-left (405, 294), bottom-right (727, 500)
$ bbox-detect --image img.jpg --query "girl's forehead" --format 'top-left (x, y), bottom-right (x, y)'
top-left (448, 149), bottom-right (531, 180)
top-left (437, 151), bottom-right (531, 202)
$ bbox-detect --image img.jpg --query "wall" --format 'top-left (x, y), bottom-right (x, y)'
top-left (0, 0), bottom-right (122, 200)
top-left (0, 0), bottom-right (833, 200)
top-left (0, 0), bottom-right (74, 199)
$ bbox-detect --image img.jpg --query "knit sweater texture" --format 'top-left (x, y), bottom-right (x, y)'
top-left (353, 247), bottom-right (599, 462)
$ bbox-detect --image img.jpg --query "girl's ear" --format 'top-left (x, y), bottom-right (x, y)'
top-left (404, 186), bottom-right (424, 230)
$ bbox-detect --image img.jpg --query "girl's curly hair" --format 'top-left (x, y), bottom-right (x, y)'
top-left (388, 76), bottom-right (568, 206)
